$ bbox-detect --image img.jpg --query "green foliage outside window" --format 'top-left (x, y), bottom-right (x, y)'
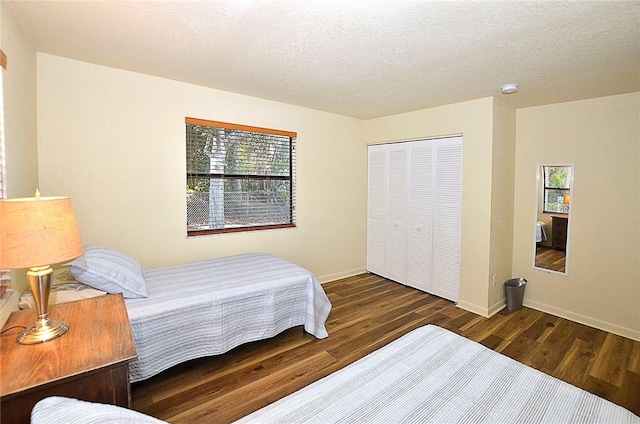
top-left (186, 121), bottom-right (295, 235)
top-left (543, 166), bottom-right (571, 213)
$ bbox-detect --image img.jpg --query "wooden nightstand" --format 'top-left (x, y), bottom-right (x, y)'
top-left (0, 294), bottom-right (137, 423)
top-left (550, 213), bottom-right (568, 251)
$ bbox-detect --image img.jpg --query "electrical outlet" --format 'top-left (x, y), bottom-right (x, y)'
top-left (492, 274), bottom-right (497, 287)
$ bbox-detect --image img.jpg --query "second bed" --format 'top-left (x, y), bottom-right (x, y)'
top-left (123, 252), bottom-right (332, 382)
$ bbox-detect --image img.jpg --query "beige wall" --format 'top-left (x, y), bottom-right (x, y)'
top-left (0, 3), bottom-right (39, 323)
top-left (364, 97), bottom-right (500, 316)
top-left (1, 3), bottom-right (38, 198)
top-left (36, 54), bottom-right (367, 283)
top-left (488, 98), bottom-right (517, 312)
top-left (513, 93), bottom-right (640, 340)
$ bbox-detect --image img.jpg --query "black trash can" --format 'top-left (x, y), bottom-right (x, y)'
top-left (505, 278), bottom-right (527, 311)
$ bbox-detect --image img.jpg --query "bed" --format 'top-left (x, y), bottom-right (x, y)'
top-left (31, 324), bottom-right (639, 423)
top-left (536, 220), bottom-right (548, 243)
top-left (236, 324), bottom-right (639, 423)
top-left (124, 251), bottom-right (332, 382)
top-left (27, 245), bottom-right (332, 383)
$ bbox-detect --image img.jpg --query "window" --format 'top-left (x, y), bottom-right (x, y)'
top-left (542, 165), bottom-right (571, 214)
top-left (186, 118), bottom-right (296, 236)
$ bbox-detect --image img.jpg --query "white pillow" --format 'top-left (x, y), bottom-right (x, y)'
top-left (69, 245), bottom-right (148, 298)
top-left (31, 397), bottom-right (167, 424)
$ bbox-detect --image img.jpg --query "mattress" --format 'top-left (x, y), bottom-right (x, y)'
top-left (125, 253), bottom-right (332, 382)
top-left (235, 325), bottom-right (639, 423)
top-left (536, 221), bottom-right (548, 242)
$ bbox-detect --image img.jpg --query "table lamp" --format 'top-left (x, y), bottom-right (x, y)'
top-left (563, 193), bottom-right (571, 212)
top-left (0, 191), bottom-right (84, 344)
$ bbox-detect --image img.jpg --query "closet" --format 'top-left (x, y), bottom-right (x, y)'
top-left (366, 136), bottom-right (462, 302)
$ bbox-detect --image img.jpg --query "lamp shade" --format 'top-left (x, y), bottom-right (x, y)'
top-left (0, 196), bottom-right (84, 269)
top-left (563, 193), bottom-right (571, 205)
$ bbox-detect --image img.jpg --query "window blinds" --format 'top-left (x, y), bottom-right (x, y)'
top-left (185, 118), bottom-right (297, 235)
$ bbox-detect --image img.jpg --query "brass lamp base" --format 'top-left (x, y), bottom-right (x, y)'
top-left (18, 317), bottom-right (69, 344)
top-left (17, 265), bottom-right (70, 344)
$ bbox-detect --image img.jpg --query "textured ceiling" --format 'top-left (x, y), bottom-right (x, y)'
top-left (6, 0), bottom-right (640, 119)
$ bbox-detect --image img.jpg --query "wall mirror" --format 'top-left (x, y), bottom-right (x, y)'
top-left (533, 164), bottom-right (573, 275)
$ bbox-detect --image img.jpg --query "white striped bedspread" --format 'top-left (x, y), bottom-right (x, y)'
top-left (125, 253), bottom-right (332, 383)
top-left (235, 325), bottom-right (639, 424)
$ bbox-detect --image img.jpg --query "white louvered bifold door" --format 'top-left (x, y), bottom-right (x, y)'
top-left (366, 145), bottom-right (388, 277)
top-left (385, 143), bottom-right (409, 283)
top-left (431, 137), bottom-right (462, 302)
top-left (406, 140), bottom-right (434, 292)
top-left (367, 137), bottom-right (462, 302)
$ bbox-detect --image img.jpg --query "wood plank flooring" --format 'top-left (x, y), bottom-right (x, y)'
top-left (535, 245), bottom-right (566, 273)
top-left (131, 273), bottom-right (640, 422)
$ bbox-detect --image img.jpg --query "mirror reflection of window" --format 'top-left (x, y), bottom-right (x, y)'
top-left (543, 166), bottom-right (571, 213)
top-left (534, 164), bottom-right (573, 276)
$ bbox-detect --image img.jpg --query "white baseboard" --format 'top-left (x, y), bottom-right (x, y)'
top-left (459, 297), bottom-right (638, 341)
top-left (317, 267), bottom-right (367, 284)
top-left (488, 299), bottom-right (507, 317)
top-left (457, 298), bottom-right (508, 317)
top-left (524, 299), bottom-right (640, 342)
top-left (322, 273), bottom-right (639, 342)
top-left (456, 300), bottom-right (490, 318)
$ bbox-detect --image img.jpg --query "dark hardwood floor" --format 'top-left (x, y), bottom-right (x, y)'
top-left (535, 245), bottom-right (566, 273)
top-left (131, 273), bottom-right (640, 423)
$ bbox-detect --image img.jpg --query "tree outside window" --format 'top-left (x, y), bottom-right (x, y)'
top-left (186, 118), bottom-right (296, 236)
top-left (543, 166), bottom-right (571, 213)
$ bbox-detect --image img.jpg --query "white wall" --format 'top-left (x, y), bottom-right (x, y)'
top-left (513, 93), bottom-right (640, 340)
top-left (36, 54), bottom-right (367, 283)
